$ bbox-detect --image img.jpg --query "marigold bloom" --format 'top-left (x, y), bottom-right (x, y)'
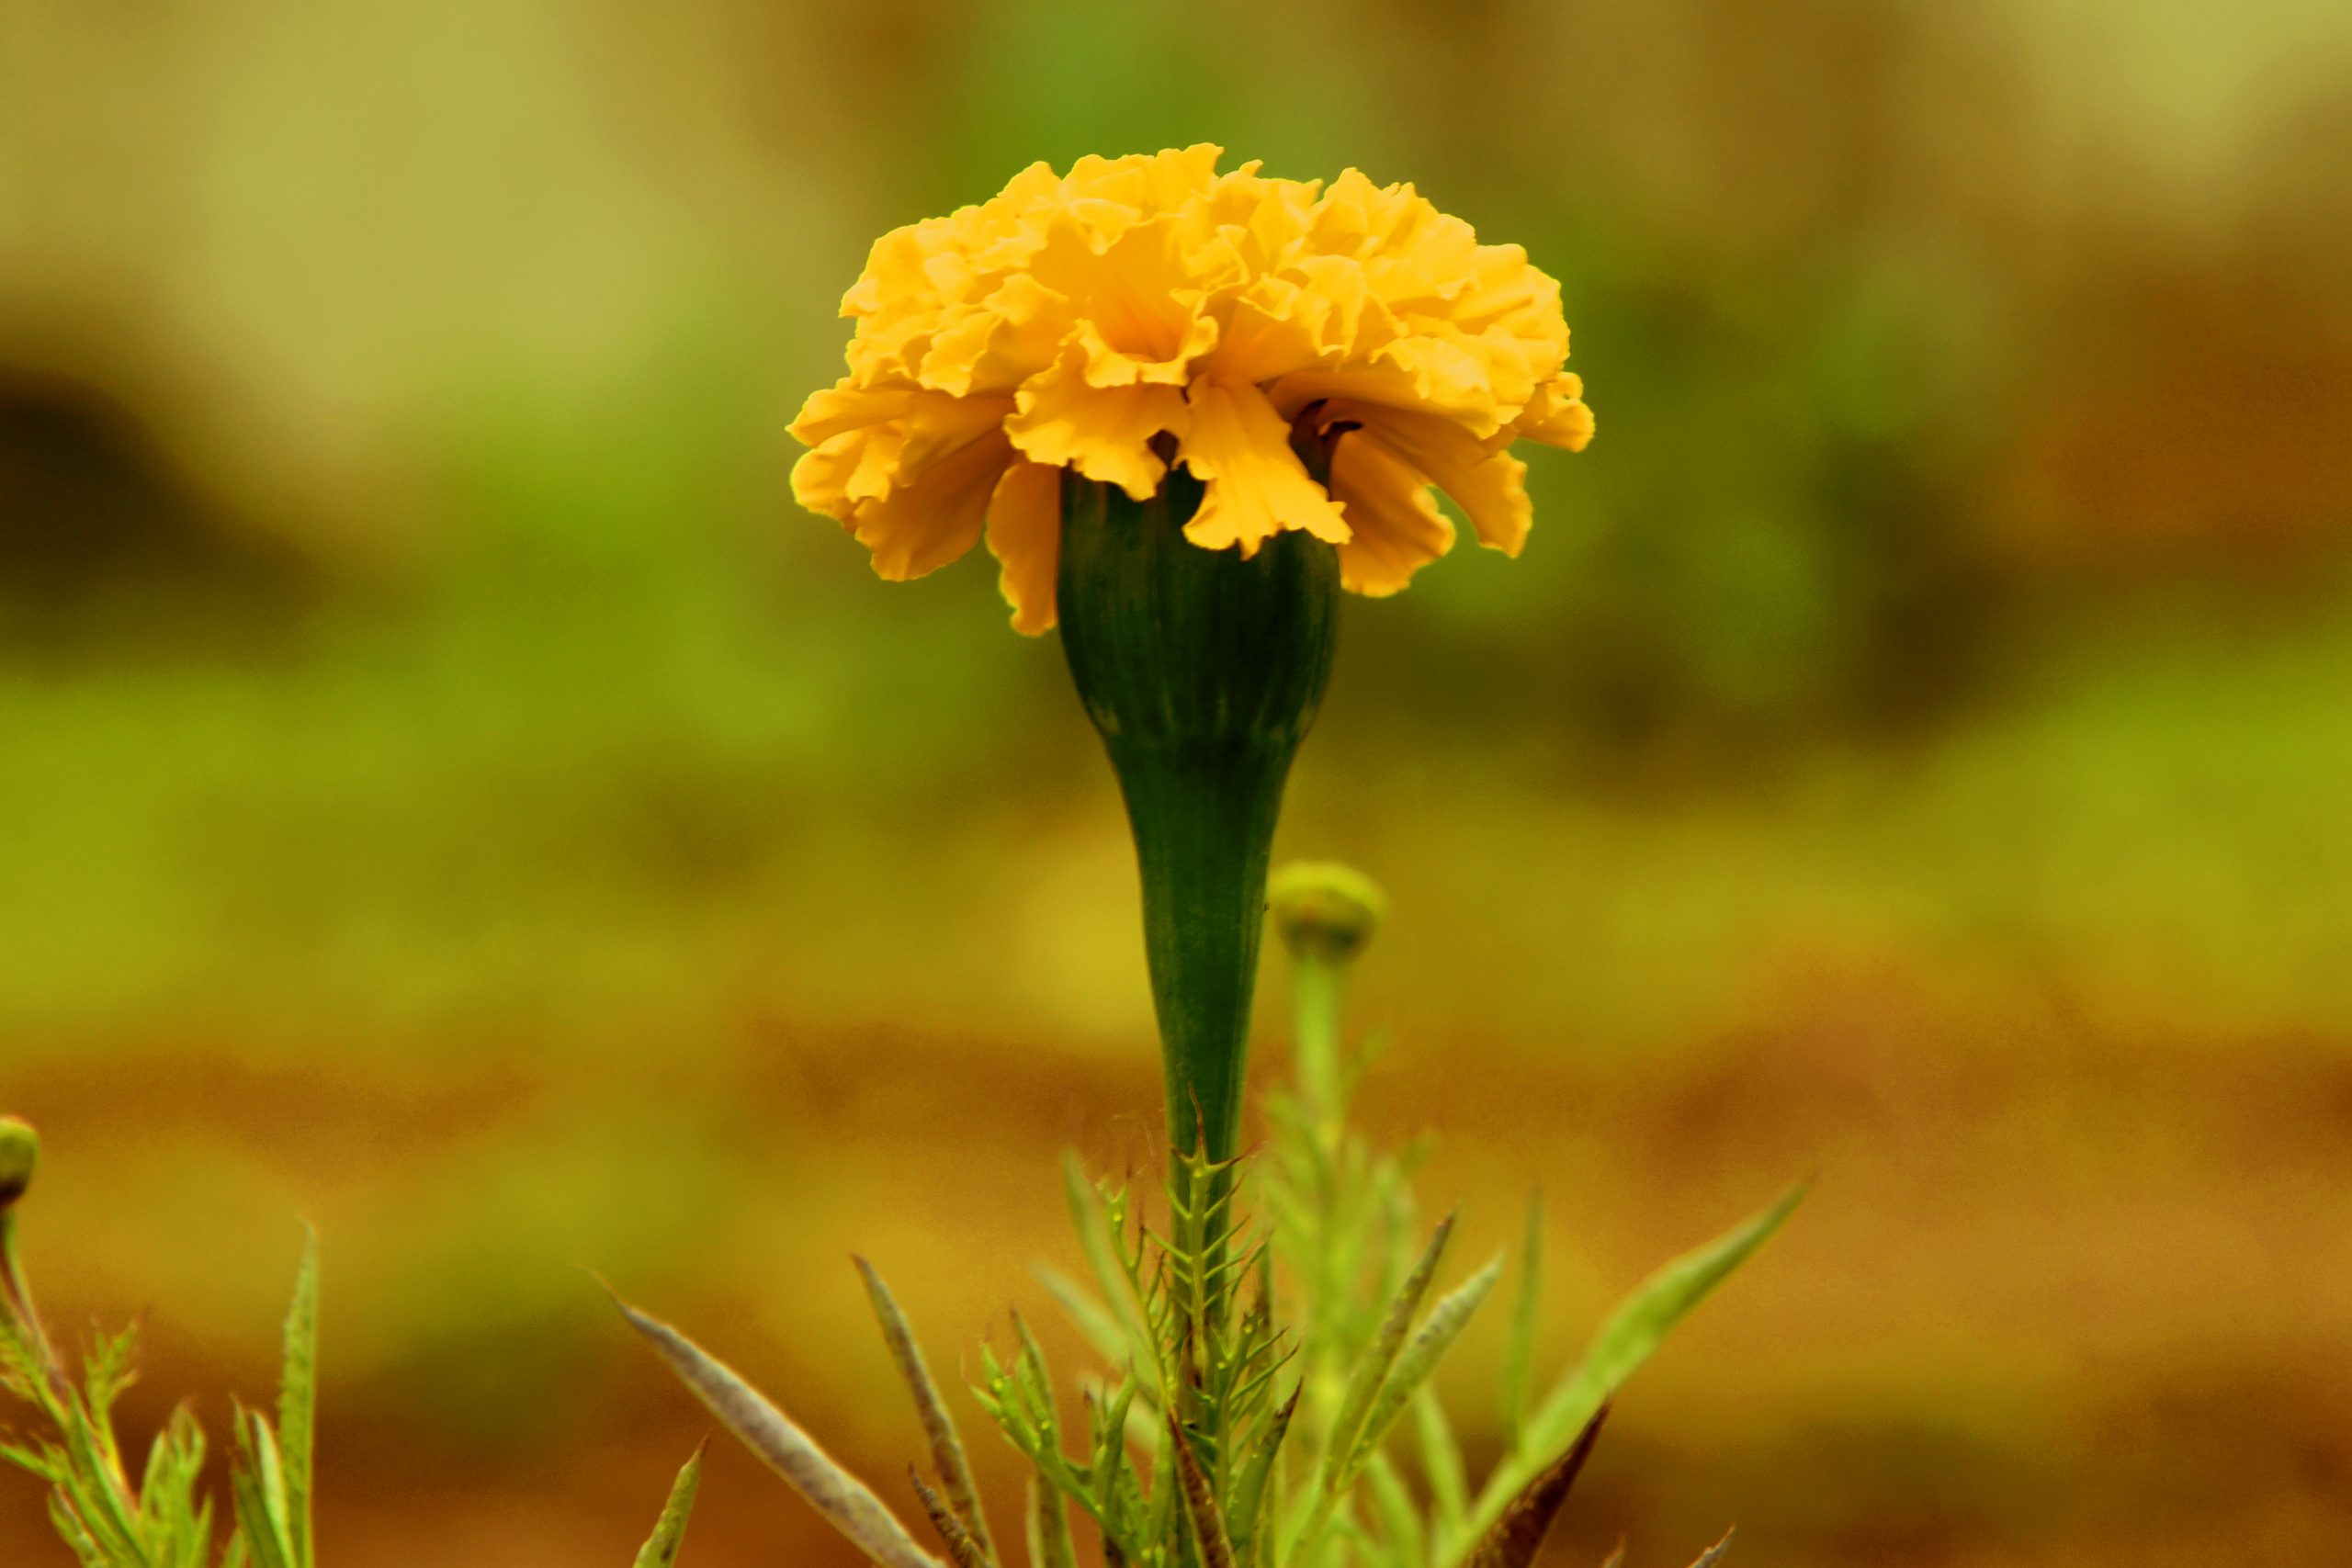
top-left (790, 146), bottom-right (1594, 632)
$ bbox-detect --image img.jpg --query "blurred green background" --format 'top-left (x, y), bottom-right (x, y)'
top-left (6, 0), bottom-right (2352, 1562)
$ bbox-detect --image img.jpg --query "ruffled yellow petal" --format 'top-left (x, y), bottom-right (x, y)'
top-left (790, 386), bottom-right (1012, 515)
top-left (791, 147), bottom-right (1589, 612)
top-left (1178, 379), bottom-right (1350, 555)
top-left (1006, 342), bottom-right (1188, 501)
top-left (986, 460), bottom-right (1063, 634)
top-left (1329, 433), bottom-right (1453, 595)
top-left (1515, 374), bottom-right (1595, 451)
top-left (1334, 401), bottom-right (1532, 555)
top-left (849, 429), bottom-right (1012, 581)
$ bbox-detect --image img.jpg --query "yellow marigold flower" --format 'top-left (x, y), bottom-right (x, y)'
top-left (790, 146), bottom-right (1594, 632)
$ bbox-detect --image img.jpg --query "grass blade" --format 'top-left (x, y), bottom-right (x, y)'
top-left (1464, 1406), bottom-right (1608, 1568)
top-left (631, 1445), bottom-right (704, 1568)
top-left (609, 1289), bottom-right (944, 1568)
top-left (857, 1257), bottom-right (999, 1568)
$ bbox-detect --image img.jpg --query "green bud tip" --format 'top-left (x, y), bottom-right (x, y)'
top-left (0, 1116), bottom-right (38, 1209)
top-left (1268, 861), bottom-right (1387, 964)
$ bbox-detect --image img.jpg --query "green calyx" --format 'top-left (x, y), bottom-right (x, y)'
top-left (1057, 462), bottom-right (1340, 1164)
top-left (0, 1117), bottom-right (37, 1211)
top-left (1270, 861), bottom-right (1388, 966)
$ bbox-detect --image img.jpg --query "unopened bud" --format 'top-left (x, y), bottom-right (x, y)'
top-left (1268, 862), bottom-right (1387, 964)
top-left (0, 1117), bottom-right (38, 1210)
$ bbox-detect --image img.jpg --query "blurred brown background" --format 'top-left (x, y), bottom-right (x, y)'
top-left (6, 0), bottom-right (2352, 1562)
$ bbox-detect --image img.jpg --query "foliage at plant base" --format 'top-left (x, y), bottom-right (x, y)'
top-left (616, 869), bottom-right (1796, 1568)
top-left (0, 1111), bottom-right (705, 1567)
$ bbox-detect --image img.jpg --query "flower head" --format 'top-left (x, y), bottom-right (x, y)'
top-left (791, 146), bottom-right (1594, 632)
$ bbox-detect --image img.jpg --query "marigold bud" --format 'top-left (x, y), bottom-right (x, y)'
top-left (0, 1116), bottom-right (38, 1210)
top-left (1268, 862), bottom-right (1387, 964)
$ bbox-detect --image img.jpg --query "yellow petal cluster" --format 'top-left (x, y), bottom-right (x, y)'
top-left (790, 145), bottom-right (1594, 633)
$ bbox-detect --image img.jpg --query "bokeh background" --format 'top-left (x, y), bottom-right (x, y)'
top-left (6, 0), bottom-right (2352, 1562)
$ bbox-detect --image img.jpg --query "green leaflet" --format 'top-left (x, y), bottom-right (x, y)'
top-left (1342, 1254), bottom-right (1505, 1490)
top-left (276, 1234), bottom-right (319, 1568)
top-left (610, 1289), bottom-right (944, 1568)
top-left (1362, 1453), bottom-right (1423, 1568)
top-left (1225, 1384), bottom-right (1296, 1562)
top-left (1025, 1472), bottom-right (1080, 1568)
top-left (1168, 1413), bottom-right (1237, 1568)
top-left (1461, 1408), bottom-right (1609, 1568)
top-left (231, 1408), bottom-right (298, 1568)
top-left (1312, 1212), bottom-right (1455, 1512)
top-left (1412, 1393), bottom-right (1466, 1539)
top-left (857, 1256), bottom-right (998, 1568)
top-left (1449, 1187), bottom-right (1803, 1564)
top-left (1499, 1194), bottom-right (1544, 1450)
top-left (911, 1470), bottom-right (994, 1568)
top-left (630, 1447), bottom-right (704, 1568)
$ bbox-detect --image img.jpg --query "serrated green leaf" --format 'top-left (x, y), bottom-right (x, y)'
top-left (230, 1410), bottom-right (297, 1568)
top-left (277, 1233), bottom-right (318, 1568)
top-left (857, 1257), bottom-right (997, 1568)
top-left (56, 1393), bottom-right (144, 1563)
top-left (46, 1490), bottom-right (109, 1568)
top-left (609, 1289), bottom-right (944, 1568)
top-left (630, 1445), bottom-right (704, 1568)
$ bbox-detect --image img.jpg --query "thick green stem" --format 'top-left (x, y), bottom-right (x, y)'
top-left (1056, 463), bottom-right (1339, 1167)
top-left (1112, 736), bottom-right (1294, 1164)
